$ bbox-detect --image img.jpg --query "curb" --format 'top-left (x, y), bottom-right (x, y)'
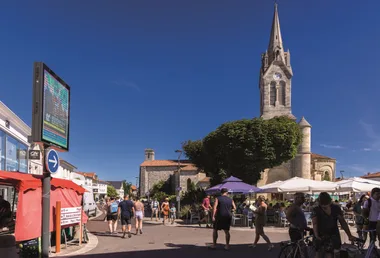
top-left (54, 233), bottom-right (98, 257)
top-left (52, 211), bottom-right (103, 257)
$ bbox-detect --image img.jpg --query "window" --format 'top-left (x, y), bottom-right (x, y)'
top-left (270, 81), bottom-right (276, 106)
top-left (6, 135), bottom-right (18, 171)
top-left (18, 143), bottom-right (28, 173)
top-left (0, 131), bottom-right (4, 170)
top-left (278, 81), bottom-right (286, 106)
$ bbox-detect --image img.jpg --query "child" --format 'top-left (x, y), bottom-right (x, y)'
top-left (170, 203), bottom-right (176, 224)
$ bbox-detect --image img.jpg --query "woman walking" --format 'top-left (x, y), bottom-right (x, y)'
top-left (250, 195), bottom-right (274, 250)
top-left (353, 194), bottom-right (369, 241)
top-left (161, 198), bottom-right (170, 225)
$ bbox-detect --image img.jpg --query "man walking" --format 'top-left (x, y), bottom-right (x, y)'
top-left (134, 197), bottom-right (144, 234)
top-left (118, 195), bottom-right (135, 239)
top-left (199, 195), bottom-right (212, 228)
top-left (151, 198), bottom-right (160, 221)
top-left (286, 192), bottom-right (308, 257)
top-left (363, 187), bottom-right (380, 243)
top-left (210, 188), bottom-right (236, 250)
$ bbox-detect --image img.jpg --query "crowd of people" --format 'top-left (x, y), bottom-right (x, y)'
top-left (100, 187), bottom-right (380, 257)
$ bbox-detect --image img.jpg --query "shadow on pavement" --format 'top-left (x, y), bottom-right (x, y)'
top-left (67, 243), bottom-right (279, 258)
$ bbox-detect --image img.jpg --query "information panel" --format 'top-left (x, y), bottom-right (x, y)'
top-left (42, 70), bottom-right (70, 150)
top-left (61, 207), bottom-right (82, 226)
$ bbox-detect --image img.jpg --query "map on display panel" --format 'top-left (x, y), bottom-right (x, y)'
top-left (42, 70), bottom-right (69, 149)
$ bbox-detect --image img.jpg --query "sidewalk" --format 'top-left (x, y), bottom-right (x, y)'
top-left (51, 209), bottom-right (102, 257)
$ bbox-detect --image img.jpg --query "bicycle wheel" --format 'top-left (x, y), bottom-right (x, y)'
top-left (366, 245), bottom-right (380, 258)
top-left (278, 244), bottom-right (297, 258)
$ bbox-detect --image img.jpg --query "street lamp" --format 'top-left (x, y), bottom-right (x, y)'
top-left (340, 170), bottom-right (345, 179)
top-left (175, 150), bottom-right (183, 216)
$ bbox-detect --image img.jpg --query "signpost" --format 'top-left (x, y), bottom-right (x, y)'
top-left (45, 149), bottom-right (59, 174)
top-left (32, 62), bottom-right (71, 258)
top-left (28, 150), bottom-right (41, 160)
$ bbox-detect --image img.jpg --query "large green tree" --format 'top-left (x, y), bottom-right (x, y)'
top-left (182, 116), bottom-right (302, 185)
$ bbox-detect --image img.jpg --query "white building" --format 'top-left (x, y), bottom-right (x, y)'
top-left (50, 159), bottom-right (77, 180)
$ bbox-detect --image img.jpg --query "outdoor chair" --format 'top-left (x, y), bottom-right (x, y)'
top-left (189, 211), bottom-right (200, 224)
top-left (246, 210), bottom-right (254, 228)
top-left (232, 213), bottom-right (243, 226)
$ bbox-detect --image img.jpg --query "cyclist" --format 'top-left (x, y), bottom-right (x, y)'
top-left (311, 192), bottom-right (355, 258)
top-left (286, 192), bottom-right (308, 257)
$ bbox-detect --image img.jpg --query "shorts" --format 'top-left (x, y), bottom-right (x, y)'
top-left (121, 216), bottom-right (131, 225)
top-left (107, 214), bottom-right (118, 222)
top-left (213, 216), bottom-right (232, 231)
top-left (203, 210), bottom-right (209, 216)
top-left (135, 211), bottom-right (143, 220)
top-left (315, 235), bottom-right (341, 254)
top-left (152, 208), bottom-right (158, 213)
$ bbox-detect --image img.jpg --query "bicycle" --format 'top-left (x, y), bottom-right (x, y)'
top-left (278, 234), bottom-right (315, 258)
top-left (361, 229), bottom-right (380, 258)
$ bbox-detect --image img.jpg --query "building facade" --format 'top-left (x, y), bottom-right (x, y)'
top-left (257, 5), bottom-right (336, 188)
top-left (108, 181), bottom-right (125, 199)
top-left (139, 149), bottom-right (210, 196)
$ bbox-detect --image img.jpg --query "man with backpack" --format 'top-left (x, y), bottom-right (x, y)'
top-left (362, 188), bottom-right (380, 243)
top-left (106, 197), bottom-right (119, 234)
top-left (118, 195), bottom-right (135, 239)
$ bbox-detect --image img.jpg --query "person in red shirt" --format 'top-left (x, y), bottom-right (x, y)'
top-left (199, 195), bottom-right (212, 228)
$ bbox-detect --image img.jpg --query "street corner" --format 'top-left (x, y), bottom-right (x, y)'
top-left (50, 233), bottom-right (98, 257)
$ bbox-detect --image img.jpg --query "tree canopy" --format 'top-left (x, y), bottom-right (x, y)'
top-left (182, 116), bottom-right (302, 185)
top-left (122, 181), bottom-right (132, 196)
top-left (107, 185), bottom-right (119, 198)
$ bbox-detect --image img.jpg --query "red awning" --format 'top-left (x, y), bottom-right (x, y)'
top-left (0, 171), bottom-right (87, 241)
top-left (0, 171), bottom-right (86, 194)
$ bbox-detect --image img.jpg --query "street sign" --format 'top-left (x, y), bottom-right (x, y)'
top-left (45, 149), bottom-right (59, 173)
top-left (61, 207), bottom-right (82, 226)
top-left (32, 62), bottom-right (71, 151)
top-left (28, 150), bottom-right (41, 160)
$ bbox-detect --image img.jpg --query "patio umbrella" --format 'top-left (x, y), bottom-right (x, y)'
top-left (259, 177), bottom-right (337, 193)
top-left (205, 176), bottom-right (261, 195)
top-left (336, 177), bottom-right (380, 193)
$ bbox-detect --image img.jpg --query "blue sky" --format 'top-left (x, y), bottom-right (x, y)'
top-left (0, 1), bottom-right (379, 182)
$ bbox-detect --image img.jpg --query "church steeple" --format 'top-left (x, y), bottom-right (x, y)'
top-left (268, 3), bottom-right (285, 63)
top-left (259, 3), bottom-right (294, 120)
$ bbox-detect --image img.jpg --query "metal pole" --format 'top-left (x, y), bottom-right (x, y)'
top-left (177, 152), bottom-right (182, 216)
top-left (42, 144), bottom-right (51, 258)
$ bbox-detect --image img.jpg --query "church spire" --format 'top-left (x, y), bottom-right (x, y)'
top-left (268, 3), bottom-right (284, 62)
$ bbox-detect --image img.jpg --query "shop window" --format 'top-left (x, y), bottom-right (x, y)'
top-left (6, 134), bottom-right (18, 171)
top-left (18, 143), bottom-right (28, 173)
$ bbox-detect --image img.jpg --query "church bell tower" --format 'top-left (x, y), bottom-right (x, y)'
top-left (259, 4), bottom-right (295, 120)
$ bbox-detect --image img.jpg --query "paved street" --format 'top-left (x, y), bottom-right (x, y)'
top-left (66, 216), bottom-right (295, 258)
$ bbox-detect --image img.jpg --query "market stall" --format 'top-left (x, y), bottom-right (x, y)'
top-left (0, 171), bottom-right (87, 242)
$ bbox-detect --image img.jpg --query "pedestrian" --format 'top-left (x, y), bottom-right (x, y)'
top-left (210, 188), bottom-right (236, 250)
top-left (362, 188), bottom-right (380, 244)
top-left (106, 197), bottom-right (119, 234)
top-left (118, 195), bottom-right (135, 238)
top-left (134, 196), bottom-right (144, 234)
top-left (250, 195), bottom-right (274, 250)
top-left (151, 198), bottom-right (160, 221)
top-left (199, 195), bottom-right (212, 228)
top-left (161, 198), bottom-right (170, 225)
top-left (353, 194), bottom-right (368, 241)
top-left (170, 203), bottom-right (176, 224)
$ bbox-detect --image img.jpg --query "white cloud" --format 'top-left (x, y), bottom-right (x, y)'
top-left (111, 80), bottom-right (141, 92)
top-left (320, 144), bottom-right (344, 149)
top-left (359, 120), bottom-right (380, 150)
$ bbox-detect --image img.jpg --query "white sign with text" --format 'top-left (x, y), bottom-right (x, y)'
top-left (61, 207), bottom-right (82, 226)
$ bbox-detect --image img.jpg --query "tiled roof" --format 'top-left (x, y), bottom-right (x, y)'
top-left (107, 181), bottom-right (124, 189)
top-left (311, 153), bottom-right (335, 160)
top-left (76, 172), bottom-right (97, 179)
top-left (181, 164), bottom-right (198, 171)
top-left (199, 177), bottom-right (210, 183)
top-left (362, 172), bottom-right (380, 179)
top-left (131, 185), bottom-right (137, 190)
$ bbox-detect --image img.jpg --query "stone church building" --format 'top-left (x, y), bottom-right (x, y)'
top-left (139, 149), bottom-right (210, 196)
top-left (139, 4), bottom-right (336, 196)
top-left (256, 4), bottom-right (336, 188)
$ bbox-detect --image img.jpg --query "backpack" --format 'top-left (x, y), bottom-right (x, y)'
top-left (110, 202), bottom-right (118, 214)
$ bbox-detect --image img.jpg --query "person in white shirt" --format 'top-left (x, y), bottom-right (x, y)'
top-left (150, 199), bottom-right (160, 221)
top-left (362, 188), bottom-right (380, 243)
